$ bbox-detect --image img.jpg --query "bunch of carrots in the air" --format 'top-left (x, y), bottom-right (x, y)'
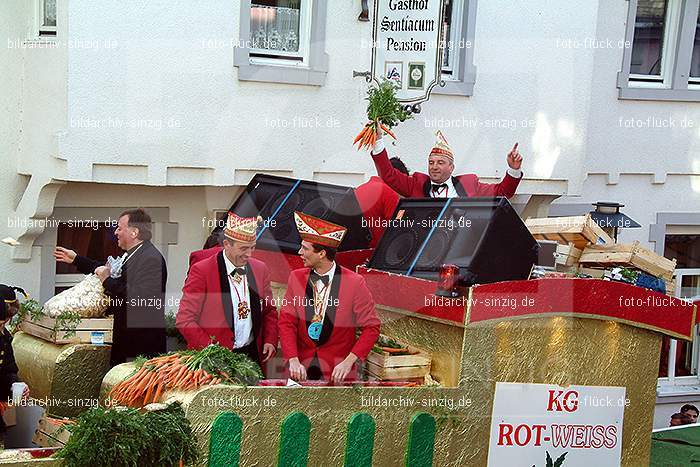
top-left (353, 80), bottom-right (411, 151)
top-left (107, 344), bottom-right (262, 407)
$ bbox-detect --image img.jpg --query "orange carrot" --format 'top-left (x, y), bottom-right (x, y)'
top-left (152, 380), bottom-right (163, 402)
top-left (353, 126), bottom-right (367, 145)
top-left (380, 123), bottom-right (397, 139)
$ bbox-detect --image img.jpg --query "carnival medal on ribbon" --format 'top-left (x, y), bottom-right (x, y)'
top-left (308, 321), bottom-right (323, 340)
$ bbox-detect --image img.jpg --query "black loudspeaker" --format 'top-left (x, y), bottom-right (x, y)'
top-left (229, 174), bottom-right (371, 253)
top-left (367, 197), bottom-right (539, 285)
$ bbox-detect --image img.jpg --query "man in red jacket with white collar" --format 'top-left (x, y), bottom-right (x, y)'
top-left (371, 130), bottom-right (524, 198)
top-left (279, 212), bottom-right (380, 383)
top-left (176, 212), bottom-right (278, 373)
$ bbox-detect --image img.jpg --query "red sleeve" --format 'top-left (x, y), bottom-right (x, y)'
top-left (260, 265), bottom-right (279, 347)
top-left (472, 172), bottom-right (522, 198)
top-left (176, 265), bottom-right (212, 349)
top-left (279, 275), bottom-right (301, 360)
top-left (350, 276), bottom-right (381, 360)
top-left (381, 183), bottom-right (400, 220)
top-left (372, 149), bottom-right (421, 198)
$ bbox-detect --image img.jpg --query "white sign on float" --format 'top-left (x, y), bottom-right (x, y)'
top-left (487, 382), bottom-right (626, 467)
top-left (370, 0), bottom-right (446, 104)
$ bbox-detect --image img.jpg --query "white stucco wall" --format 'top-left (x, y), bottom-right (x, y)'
top-left (53, 0), bottom-right (602, 192)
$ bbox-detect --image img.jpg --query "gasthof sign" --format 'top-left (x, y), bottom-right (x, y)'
top-left (370, 0), bottom-right (446, 104)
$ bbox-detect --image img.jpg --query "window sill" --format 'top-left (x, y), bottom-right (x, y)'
top-left (618, 85), bottom-right (700, 102)
top-left (24, 37), bottom-right (57, 44)
top-left (657, 380), bottom-right (700, 399)
top-left (234, 48), bottom-right (328, 86)
top-left (432, 73), bottom-right (476, 97)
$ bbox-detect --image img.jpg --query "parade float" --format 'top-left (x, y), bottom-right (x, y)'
top-left (0, 189), bottom-right (691, 466)
top-left (0, 227), bottom-right (688, 466)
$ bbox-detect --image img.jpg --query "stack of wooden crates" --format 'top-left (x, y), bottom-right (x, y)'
top-left (525, 214), bottom-right (677, 296)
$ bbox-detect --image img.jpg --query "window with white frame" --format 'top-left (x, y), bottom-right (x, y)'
top-left (249, 0), bottom-right (311, 64)
top-left (234, 0), bottom-right (328, 86)
top-left (442, 0), bottom-right (463, 77)
top-left (36, 0), bottom-right (57, 37)
top-left (690, 7), bottom-right (700, 82)
top-left (619, 0), bottom-right (700, 101)
top-left (658, 233), bottom-right (700, 394)
top-left (434, 0), bottom-right (477, 97)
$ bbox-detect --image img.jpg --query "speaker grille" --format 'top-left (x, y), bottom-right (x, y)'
top-left (368, 197), bottom-right (538, 285)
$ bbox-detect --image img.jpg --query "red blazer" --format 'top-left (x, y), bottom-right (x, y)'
top-left (372, 148), bottom-right (522, 198)
top-left (354, 176), bottom-right (400, 248)
top-left (279, 266), bottom-right (380, 380)
top-left (176, 252), bottom-right (278, 368)
top-left (188, 246), bottom-right (223, 269)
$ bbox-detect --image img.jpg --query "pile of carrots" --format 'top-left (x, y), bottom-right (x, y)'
top-left (107, 354), bottom-right (222, 408)
top-left (353, 120), bottom-right (396, 151)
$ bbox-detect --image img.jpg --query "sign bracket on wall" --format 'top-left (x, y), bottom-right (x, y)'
top-left (354, 0), bottom-right (447, 114)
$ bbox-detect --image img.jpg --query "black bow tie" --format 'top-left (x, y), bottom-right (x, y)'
top-left (431, 183), bottom-right (448, 193)
top-left (231, 268), bottom-right (246, 277)
top-left (310, 272), bottom-right (329, 286)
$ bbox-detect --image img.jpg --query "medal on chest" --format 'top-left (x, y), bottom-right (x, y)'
top-left (308, 279), bottom-right (330, 341)
top-left (308, 321), bottom-right (323, 340)
top-left (230, 274), bottom-right (250, 321)
top-left (237, 301), bottom-right (250, 320)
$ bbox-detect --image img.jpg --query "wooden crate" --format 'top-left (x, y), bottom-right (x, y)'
top-left (21, 315), bottom-right (113, 345)
top-left (525, 215), bottom-right (614, 249)
top-left (664, 277), bottom-right (676, 297)
top-left (578, 241), bottom-right (676, 281)
top-left (32, 415), bottom-right (72, 448)
top-left (554, 243), bottom-right (582, 267)
top-left (366, 338), bottom-right (431, 381)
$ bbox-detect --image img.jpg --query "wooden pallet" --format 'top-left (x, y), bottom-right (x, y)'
top-left (578, 241), bottom-right (676, 281)
top-left (525, 215), bottom-right (614, 249)
top-left (366, 338), bottom-right (431, 381)
top-left (21, 315), bottom-right (113, 345)
top-left (32, 415), bottom-right (72, 448)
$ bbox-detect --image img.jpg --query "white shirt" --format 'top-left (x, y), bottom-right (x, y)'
top-left (430, 177), bottom-right (458, 199)
top-left (223, 253), bottom-right (254, 348)
top-left (311, 261), bottom-right (336, 324)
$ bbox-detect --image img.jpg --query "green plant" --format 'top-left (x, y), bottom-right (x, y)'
top-left (366, 80), bottom-right (412, 128)
top-left (8, 298), bottom-right (42, 334)
top-left (181, 343), bottom-right (263, 385)
top-left (164, 311), bottom-right (187, 345)
top-left (53, 309), bottom-right (83, 339)
top-left (55, 403), bottom-right (197, 467)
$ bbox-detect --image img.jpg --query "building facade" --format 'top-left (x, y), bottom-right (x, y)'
top-left (2, 0), bottom-right (700, 427)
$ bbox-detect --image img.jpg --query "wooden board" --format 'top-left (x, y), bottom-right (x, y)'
top-left (366, 348), bottom-right (431, 369)
top-left (554, 243), bottom-right (582, 267)
top-left (366, 361), bottom-right (430, 380)
top-left (525, 215), bottom-right (614, 249)
top-left (21, 315), bottom-right (113, 345)
top-left (33, 416), bottom-right (72, 447)
top-left (579, 241), bottom-right (676, 281)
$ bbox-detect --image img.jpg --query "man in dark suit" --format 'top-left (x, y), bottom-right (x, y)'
top-left (370, 130), bottom-right (524, 198)
top-left (176, 212), bottom-right (278, 373)
top-left (54, 208), bottom-right (167, 365)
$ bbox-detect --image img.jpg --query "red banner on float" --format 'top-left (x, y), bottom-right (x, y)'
top-left (467, 278), bottom-right (696, 341)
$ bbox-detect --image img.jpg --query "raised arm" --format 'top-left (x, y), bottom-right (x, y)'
top-left (370, 138), bottom-right (420, 197)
